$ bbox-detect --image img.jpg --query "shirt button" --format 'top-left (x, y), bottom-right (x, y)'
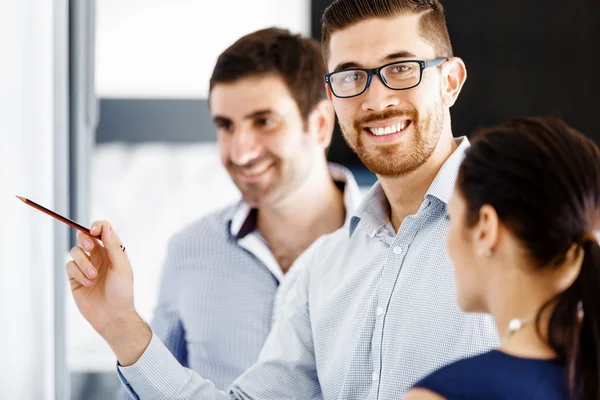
top-left (372, 372), bottom-right (379, 382)
top-left (376, 307), bottom-right (384, 316)
top-left (393, 246), bottom-right (402, 255)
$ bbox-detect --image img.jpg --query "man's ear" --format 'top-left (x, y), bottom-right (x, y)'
top-left (441, 57), bottom-right (467, 108)
top-left (308, 99), bottom-right (335, 149)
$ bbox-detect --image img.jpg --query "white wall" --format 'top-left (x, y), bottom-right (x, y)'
top-left (96, 0), bottom-right (311, 98)
top-left (0, 0), bottom-right (67, 398)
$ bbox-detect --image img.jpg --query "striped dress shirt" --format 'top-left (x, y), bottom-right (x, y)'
top-left (115, 164), bottom-right (360, 398)
top-left (117, 137), bottom-right (500, 399)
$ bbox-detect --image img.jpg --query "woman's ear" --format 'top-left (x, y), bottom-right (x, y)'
top-left (473, 204), bottom-right (499, 257)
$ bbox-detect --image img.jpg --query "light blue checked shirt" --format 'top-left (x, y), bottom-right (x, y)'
top-left (117, 137), bottom-right (499, 399)
top-left (115, 164), bottom-right (360, 399)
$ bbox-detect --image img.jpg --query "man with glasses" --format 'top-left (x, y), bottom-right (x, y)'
top-left (65, 1), bottom-right (499, 399)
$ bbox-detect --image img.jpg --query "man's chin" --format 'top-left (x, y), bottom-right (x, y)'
top-left (236, 175), bottom-right (282, 206)
top-left (358, 148), bottom-right (429, 177)
top-left (239, 188), bottom-right (273, 208)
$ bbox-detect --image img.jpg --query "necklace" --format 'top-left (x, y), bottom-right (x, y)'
top-left (502, 317), bottom-right (536, 345)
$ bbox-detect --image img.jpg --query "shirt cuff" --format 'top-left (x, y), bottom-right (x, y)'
top-left (117, 332), bottom-right (192, 400)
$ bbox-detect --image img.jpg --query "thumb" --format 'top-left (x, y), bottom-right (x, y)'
top-left (91, 221), bottom-right (130, 272)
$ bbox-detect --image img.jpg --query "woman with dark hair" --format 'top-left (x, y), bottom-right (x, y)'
top-left (404, 116), bottom-right (600, 400)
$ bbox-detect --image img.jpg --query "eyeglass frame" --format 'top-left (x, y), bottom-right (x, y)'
top-left (324, 57), bottom-right (449, 99)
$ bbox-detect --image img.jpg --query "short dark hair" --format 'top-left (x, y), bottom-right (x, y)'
top-left (209, 27), bottom-right (327, 122)
top-left (321, 0), bottom-right (453, 64)
top-left (458, 116), bottom-right (600, 400)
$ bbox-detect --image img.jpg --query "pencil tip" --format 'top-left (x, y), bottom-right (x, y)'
top-left (16, 195), bottom-right (26, 202)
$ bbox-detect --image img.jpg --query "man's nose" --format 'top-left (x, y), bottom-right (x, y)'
top-left (361, 75), bottom-right (401, 113)
top-left (229, 129), bottom-right (262, 166)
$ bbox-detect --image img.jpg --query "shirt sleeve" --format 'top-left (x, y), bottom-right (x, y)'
top-left (116, 239), bottom-right (322, 400)
top-left (149, 241), bottom-right (190, 367)
top-left (115, 234), bottom-right (190, 400)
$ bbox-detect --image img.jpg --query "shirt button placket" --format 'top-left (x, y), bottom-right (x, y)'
top-left (372, 371), bottom-right (379, 382)
top-left (374, 221), bottom-right (413, 397)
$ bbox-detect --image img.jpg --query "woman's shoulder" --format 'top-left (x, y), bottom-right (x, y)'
top-left (411, 350), bottom-right (566, 400)
top-left (414, 350), bottom-right (504, 386)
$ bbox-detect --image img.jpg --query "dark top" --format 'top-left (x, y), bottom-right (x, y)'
top-left (413, 350), bottom-right (567, 400)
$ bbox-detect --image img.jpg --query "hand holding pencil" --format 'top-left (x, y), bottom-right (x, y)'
top-left (66, 221), bottom-right (152, 366)
top-left (16, 196), bottom-right (134, 322)
top-left (17, 195), bottom-right (152, 366)
top-left (67, 221), bottom-right (135, 331)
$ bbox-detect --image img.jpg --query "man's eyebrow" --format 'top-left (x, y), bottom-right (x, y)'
top-left (332, 50), bottom-right (417, 73)
top-left (212, 110), bottom-right (276, 124)
top-left (243, 109), bottom-right (273, 119)
top-left (212, 115), bottom-right (231, 124)
top-left (332, 61), bottom-right (361, 72)
top-left (380, 50), bottom-right (417, 63)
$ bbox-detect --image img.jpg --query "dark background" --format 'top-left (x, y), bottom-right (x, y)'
top-left (311, 0), bottom-right (600, 166)
top-left (97, 0), bottom-right (600, 173)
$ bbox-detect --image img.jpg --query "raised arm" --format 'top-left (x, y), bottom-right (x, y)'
top-left (66, 220), bottom-right (322, 399)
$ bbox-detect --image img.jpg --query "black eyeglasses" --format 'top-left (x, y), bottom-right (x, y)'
top-left (324, 57), bottom-right (448, 99)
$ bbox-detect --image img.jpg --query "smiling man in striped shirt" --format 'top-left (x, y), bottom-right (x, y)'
top-left (67, 1), bottom-right (500, 399)
top-left (112, 27), bottom-right (361, 397)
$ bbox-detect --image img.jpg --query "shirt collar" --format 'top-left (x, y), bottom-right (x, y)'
top-left (349, 136), bottom-right (470, 237)
top-left (229, 163), bottom-right (362, 240)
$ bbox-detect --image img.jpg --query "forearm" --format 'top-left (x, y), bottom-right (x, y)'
top-left (117, 334), bottom-right (233, 400)
top-left (100, 311), bottom-right (152, 367)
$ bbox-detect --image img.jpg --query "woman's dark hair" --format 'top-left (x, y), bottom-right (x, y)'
top-left (457, 116), bottom-right (600, 400)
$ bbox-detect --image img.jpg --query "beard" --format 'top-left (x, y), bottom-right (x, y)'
top-left (340, 100), bottom-right (444, 177)
top-left (226, 146), bottom-right (311, 208)
top-left (227, 157), bottom-right (282, 207)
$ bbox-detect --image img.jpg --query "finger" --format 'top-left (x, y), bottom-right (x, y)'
top-left (91, 221), bottom-right (129, 270)
top-left (66, 260), bottom-right (92, 288)
top-left (70, 246), bottom-right (97, 280)
top-left (90, 220), bottom-right (116, 243)
top-left (91, 220), bottom-right (125, 252)
top-left (89, 221), bottom-right (103, 238)
top-left (76, 230), bottom-right (100, 252)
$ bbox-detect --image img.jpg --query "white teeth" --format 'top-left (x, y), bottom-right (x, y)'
top-left (240, 163), bottom-right (270, 177)
top-left (368, 121), bottom-right (409, 136)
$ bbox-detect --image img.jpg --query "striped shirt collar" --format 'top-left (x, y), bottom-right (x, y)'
top-left (350, 136), bottom-right (470, 237)
top-left (229, 163), bottom-right (362, 239)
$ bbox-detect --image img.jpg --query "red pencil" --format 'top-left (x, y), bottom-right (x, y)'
top-left (16, 195), bottom-right (125, 251)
